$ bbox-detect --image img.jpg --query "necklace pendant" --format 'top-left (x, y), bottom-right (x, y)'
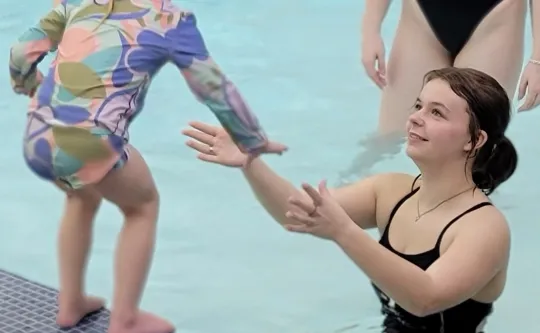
top-left (415, 216), bottom-right (420, 222)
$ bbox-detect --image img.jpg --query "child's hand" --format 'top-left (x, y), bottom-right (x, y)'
top-left (12, 70), bottom-right (43, 97)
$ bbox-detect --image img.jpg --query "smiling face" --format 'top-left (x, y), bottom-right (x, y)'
top-left (404, 67), bottom-right (516, 194)
top-left (405, 78), bottom-right (487, 164)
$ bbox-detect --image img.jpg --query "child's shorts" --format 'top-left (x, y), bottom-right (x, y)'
top-left (23, 114), bottom-right (129, 190)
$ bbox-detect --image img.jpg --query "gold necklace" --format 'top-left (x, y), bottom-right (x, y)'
top-left (415, 187), bottom-right (474, 222)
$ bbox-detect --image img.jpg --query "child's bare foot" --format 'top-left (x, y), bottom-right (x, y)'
top-left (56, 295), bottom-right (106, 328)
top-left (108, 311), bottom-right (175, 333)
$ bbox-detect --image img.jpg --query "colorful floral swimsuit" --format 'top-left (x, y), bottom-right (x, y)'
top-left (10, 0), bottom-right (267, 189)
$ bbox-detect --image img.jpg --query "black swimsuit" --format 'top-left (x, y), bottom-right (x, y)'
top-left (417, 0), bottom-right (503, 58)
top-left (372, 186), bottom-right (494, 332)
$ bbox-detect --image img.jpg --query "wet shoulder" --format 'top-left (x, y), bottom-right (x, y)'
top-left (438, 197), bottom-right (509, 256)
top-left (373, 173), bottom-right (420, 231)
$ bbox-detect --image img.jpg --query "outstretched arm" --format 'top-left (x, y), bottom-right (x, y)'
top-left (242, 158), bottom-right (380, 230)
top-left (167, 14), bottom-right (268, 154)
top-left (10, 3), bottom-right (67, 90)
top-left (182, 121), bottom-right (381, 230)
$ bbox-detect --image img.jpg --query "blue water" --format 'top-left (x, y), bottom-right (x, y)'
top-left (1, 1), bottom-right (539, 332)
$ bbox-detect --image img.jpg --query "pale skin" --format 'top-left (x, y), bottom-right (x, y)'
top-left (17, 1), bottom-right (283, 331)
top-left (20, 4), bottom-right (171, 331)
top-left (341, 0), bottom-right (532, 181)
top-left (17, 7), bottom-right (163, 331)
top-left (53, 145), bottom-right (176, 333)
top-left (53, 144), bottom-right (281, 333)
top-left (363, 0), bottom-right (530, 136)
top-left (181, 78), bottom-right (510, 318)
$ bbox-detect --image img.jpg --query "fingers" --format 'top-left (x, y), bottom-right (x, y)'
top-left (241, 140), bottom-right (289, 167)
top-left (518, 93), bottom-right (539, 112)
top-left (318, 179), bottom-right (329, 195)
top-left (284, 224), bottom-right (310, 234)
top-left (288, 195), bottom-right (315, 214)
top-left (518, 77), bottom-right (527, 101)
top-left (375, 53), bottom-right (387, 87)
top-left (185, 139), bottom-right (215, 155)
top-left (264, 141), bottom-right (288, 154)
top-left (188, 121), bottom-right (218, 136)
top-left (361, 56), bottom-right (377, 86)
top-left (13, 84), bottom-right (30, 96)
top-left (377, 55), bottom-right (387, 78)
top-left (12, 83), bottom-right (37, 97)
top-left (285, 210), bottom-right (316, 225)
top-left (367, 68), bottom-right (384, 89)
top-left (182, 128), bottom-right (214, 145)
top-left (301, 183), bottom-right (323, 206)
top-left (362, 56), bottom-right (385, 89)
top-left (197, 153), bottom-right (221, 164)
top-left (249, 141), bottom-right (288, 156)
top-left (369, 68), bottom-right (386, 89)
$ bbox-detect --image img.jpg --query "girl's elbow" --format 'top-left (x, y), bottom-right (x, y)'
top-left (410, 292), bottom-right (451, 317)
top-left (402, 292), bottom-right (442, 317)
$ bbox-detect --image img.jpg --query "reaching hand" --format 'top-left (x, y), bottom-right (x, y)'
top-left (285, 180), bottom-right (356, 241)
top-left (181, 121), bottom-right (244, 167)
top-left (11, 70), bottom-right (43, 98)
top-left (182, 121), bottom-right (288, 167)
top-left (242, 140), bottom-right (289, 167)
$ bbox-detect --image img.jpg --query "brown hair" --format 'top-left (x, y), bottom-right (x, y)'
top-left (423, 67), bottom-right (517, 195)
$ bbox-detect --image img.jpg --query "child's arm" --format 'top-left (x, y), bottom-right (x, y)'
top-left (10, 3), bottom-right (67, 93)
top-left (166, 14), bottom-right (269, 154)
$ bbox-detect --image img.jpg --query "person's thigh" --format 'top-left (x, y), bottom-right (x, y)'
top-left (93, 145), bottom-right (158, 211)
top-left (377, 13), bottom-right (451, 135)
top-left (454, 0), bottom-right (526, 99)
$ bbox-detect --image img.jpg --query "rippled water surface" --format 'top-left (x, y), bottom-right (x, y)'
top-left (0, 1), bottom-right (539, 332)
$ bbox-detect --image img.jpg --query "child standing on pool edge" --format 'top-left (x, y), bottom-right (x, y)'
top-left (9, 0), bottom-right (287, 332)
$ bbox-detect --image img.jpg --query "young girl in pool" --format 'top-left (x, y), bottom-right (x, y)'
top-left (10, 1), bottom-right (286, 332)
top-left (183, 67), bottom-right (517, 332)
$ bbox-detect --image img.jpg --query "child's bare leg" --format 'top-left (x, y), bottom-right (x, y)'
top-left (56, 186), bottom-right (106, 327)
top-left (94, 146), bottom-right (173, 333)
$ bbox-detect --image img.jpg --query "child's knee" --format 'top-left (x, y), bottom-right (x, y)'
top-left (120, 188), bottom-right (159, 219)
top-left (64, 188), bottom-right (103, 220)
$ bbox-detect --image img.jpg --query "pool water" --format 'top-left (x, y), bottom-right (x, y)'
top-left (0, 1), bottom-right (539, 332)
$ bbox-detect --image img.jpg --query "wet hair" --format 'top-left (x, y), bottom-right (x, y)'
top-left (423, 67), bottom-right (517, 195)
top-left (94, 0), bottom-right (115, 31)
